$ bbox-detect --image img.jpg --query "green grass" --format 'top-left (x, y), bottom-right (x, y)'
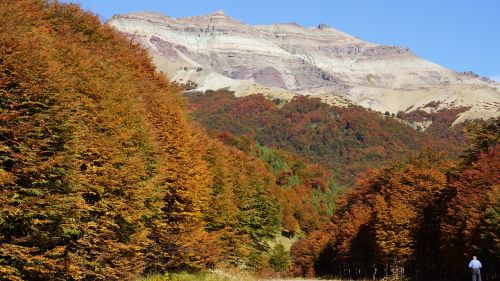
top-left (137, 272), bottom-right (226, 281)
top-left (136, 270), bottom-right (377, 281)
top-left (136, 271), bottom-right (253, 281)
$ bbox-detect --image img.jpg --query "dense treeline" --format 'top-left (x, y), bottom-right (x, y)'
top-left (212, 132), bottom-right (342, 235)
top-left (0, 1), bottom-right (303, 279)
top-left (290, 120), bottom-right (499, 280)
top-left (1, 1), bottom-right (158, 279)
top-left (187, 90), bottom-right (463, 187)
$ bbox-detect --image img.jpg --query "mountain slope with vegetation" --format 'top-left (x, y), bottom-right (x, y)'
top-left (0, 1), bottom-right (330, 279)
top-left (186, 90), bottom-right (464, 187)
top-left (108, 11), bottom-right (500, 127)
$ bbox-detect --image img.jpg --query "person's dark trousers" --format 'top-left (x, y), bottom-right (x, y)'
top-left (471, 268), bottom-right (482, 281)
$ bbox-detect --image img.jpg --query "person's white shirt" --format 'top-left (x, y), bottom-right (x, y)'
top-left (469, 258), bottom-right (482, 269)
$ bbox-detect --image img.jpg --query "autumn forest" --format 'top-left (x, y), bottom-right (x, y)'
top-left (0, 1), bottom-right (498, 281)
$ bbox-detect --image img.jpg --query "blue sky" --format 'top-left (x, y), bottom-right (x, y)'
top-left (64, 0), bottom-right (500, 80)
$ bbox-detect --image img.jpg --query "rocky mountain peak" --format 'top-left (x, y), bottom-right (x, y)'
top-left (108, 11), bottom-right (500, 126)
top-left (318, 23), bottom-right (330, 29)
top-left (212, 10), bottom-right (225, 16)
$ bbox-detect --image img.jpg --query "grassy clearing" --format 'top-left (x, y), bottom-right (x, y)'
top-left (137, 272), bottom-right (227, 281)
top-left (136, 270), bottom-right (374, 281)
top-left (137, 270), bottom-right (254, 281)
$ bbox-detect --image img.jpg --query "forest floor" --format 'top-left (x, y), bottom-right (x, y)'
top-left (208, 269), bottom-right (352, 281)
top-left (137, 270), bottom-right (347, 281)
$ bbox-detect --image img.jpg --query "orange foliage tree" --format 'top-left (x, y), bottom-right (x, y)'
top-left (1, 1), bottom-right (221, 279)
top-left (440, 120), bottom-right (499, 280)
top-left (291, 152), bottom-right (451, 279)
top-left (200, 135), bottom-right (282, 264)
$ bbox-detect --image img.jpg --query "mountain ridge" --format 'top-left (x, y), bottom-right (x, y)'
top-left (108, 11), bottom-right (499, 128)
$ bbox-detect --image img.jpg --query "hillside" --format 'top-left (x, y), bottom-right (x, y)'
top-left (186, 89), bottom-right (464, 186)
top-left (108, 11), bottom-right (500, 128)
top-left (0, 1), bottom-right (337, 279)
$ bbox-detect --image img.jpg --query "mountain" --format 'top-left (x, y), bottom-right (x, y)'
top-left (108, 11), bottom-right (500, 128)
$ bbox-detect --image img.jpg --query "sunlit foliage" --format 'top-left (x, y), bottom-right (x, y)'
top-left (187, 90), bottom-right (462, 187)
top-left (290, 120), bottom-right (499, 280)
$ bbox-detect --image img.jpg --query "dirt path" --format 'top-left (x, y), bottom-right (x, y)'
top-left (259, 277), bottom-right (355, 281)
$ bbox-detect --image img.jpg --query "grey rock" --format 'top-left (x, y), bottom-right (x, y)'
top-left (108, 11), bottom-right (500, 125)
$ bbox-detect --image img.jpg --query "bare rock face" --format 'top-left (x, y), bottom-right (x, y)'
top-left (108, 11), bottom-right (499, 125)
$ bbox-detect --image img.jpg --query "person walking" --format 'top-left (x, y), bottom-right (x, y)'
top-left (469, 256), bottom-right (482, 281)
